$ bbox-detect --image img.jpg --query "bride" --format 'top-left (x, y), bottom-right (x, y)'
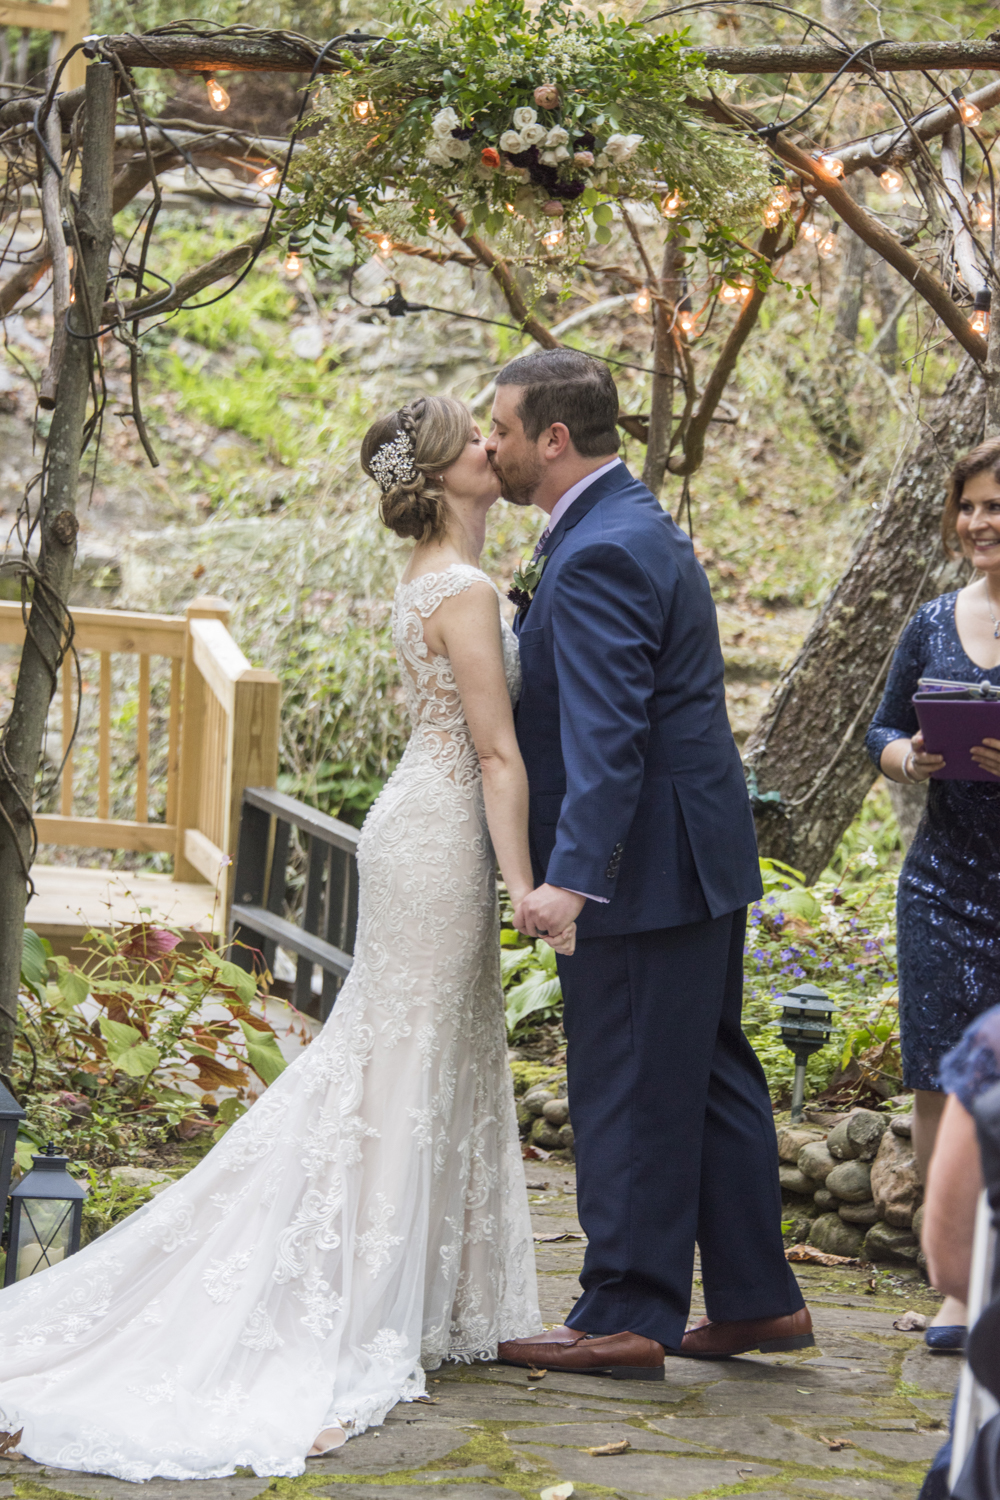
top-left (0, 395), bottom-right (572, 1482)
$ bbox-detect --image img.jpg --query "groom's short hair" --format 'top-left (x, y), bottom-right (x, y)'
top-left (495, 349), bottom-right (620, 457)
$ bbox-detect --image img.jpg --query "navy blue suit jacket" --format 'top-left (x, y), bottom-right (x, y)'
top-left (513, 463), bottom-right (762, 939)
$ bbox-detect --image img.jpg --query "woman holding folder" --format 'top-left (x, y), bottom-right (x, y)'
top-left (866, 437), bottom-right (1000, 1351)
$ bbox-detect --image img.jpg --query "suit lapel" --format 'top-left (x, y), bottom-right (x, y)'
top-left (542, 463), bottom-right (635, 565)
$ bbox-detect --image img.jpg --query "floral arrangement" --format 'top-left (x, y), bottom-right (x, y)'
top-left (291, 0), bottom-right (773, 260)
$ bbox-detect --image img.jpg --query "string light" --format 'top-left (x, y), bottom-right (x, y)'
top-left (205, 76), bottom-right (230, 112)
top-left (817, 154), bottom-right (844, 179)
top-left (817, 229), bottom-right (839, 259)
top-left (719, 282), bottom-right (740, 303)
top-left (768, 182), bottom-right (792, 214)
top-left (952, 89), bottom-right (982, 128)
top-left (973, 192), bottom-right (993, 229)
top-left (661, 189), bottom-right (684, 218)
top-left (255, 165), bottom-right (280, 190)
top-left (800, 221), bottom-right (821, 242)
top-left (284, 250), bottom-right (303, 277)
top-left (542, 227), bottom-right (564, 247)
top-left (632, 287), bottom-right (652, 314)
top-left (678, 296), bottom-right (698, 337)
top-left (879, 167), bottom-right (903, 194)
top-left (352, 99), bottom-right (374, 121)
top-left (762, 204), bottom-right (782, 227)
top-left (378, 235), bottom-right (393, 253)
top-left (970, 288), bottom-right (991, 336)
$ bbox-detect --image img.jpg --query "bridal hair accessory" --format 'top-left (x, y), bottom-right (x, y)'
top-left (369, 431), bottom-right (418, 493)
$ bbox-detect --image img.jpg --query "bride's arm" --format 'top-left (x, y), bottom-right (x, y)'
top-left (435, 582), bottom-right (534, 912)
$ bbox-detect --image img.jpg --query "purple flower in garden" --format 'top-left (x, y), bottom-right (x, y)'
top-left (792, 965), bottom-right (806, 977)
top-left (766, 895), bottom-right (776, 905)
top-left (864, 940), bottom-right (877, 952)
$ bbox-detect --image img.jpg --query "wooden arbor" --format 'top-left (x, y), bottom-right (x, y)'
top-left (0, 595), bottom-right (280, 953)
top-left (0, 0), bottom-right (89, 92)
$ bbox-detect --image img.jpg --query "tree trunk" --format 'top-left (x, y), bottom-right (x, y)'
top-left (641, 235), bottom-right (682, 495)
top-left (0, 62), bottom-right (117, 1068)
top-left (744, 356), bottom-right (979, 881)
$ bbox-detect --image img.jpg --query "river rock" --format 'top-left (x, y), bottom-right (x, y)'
top-left (808, 1212), bottom-right (865, 1258)
top-left (798, 1141), bottom-right (836, 1183)
top-left (846, 1109), bottom-right (889, 1160)
top-left (779, 1164), bottom-right (814, 1195)
top-left (109, 1166), bottom-right (171, 1195)
top-left (523, 1088), bottom-right (554, 1117)
top-left (891, 1114), bottom-right (913, 1138)
top-left (542, 1098), bottom-right (570, 1126)
top-left (827, 1159), bottom-right (873, 1203)
top-left (826, 1117), bottom-right (861, 1160)
top-left (871, 1128), bottom-right (922, 1227)
top-left (558, 1123), bottom-right (574, 1149)
top-left (839, 1199), bottom-right (880, 1224)
top-left (776, 1126), bottom-right (825, 1163)
top-left (516, 1103), bottom-right (534, 1135)
top-left (864, 1221), bottom-right (920, 1264)
top-left (814, 1187), bottom-right (837, 1211)
top-left (530, 1116), bottom-right (564, 1150)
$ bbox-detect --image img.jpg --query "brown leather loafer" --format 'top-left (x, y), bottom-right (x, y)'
top-left (498, 1329), bottom-right (665, 1381)
top-left (678, 1306), bottom-right (815, 1359)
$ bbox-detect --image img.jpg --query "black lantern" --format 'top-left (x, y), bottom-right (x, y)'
top-left (774, 984), bottom-right (837, 1123)
top-left (0, 1077), bottom-right (25, 1233)
top-left (4, 1144), bottom-right (86, 1286)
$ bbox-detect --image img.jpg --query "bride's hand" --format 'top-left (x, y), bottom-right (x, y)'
top-left (544, 923), bottom-right (576, 957)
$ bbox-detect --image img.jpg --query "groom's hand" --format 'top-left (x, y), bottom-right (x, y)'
top-left (515, 885), bottom-right (585, 940)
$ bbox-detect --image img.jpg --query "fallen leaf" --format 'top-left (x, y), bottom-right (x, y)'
top-left (785, 1243), bottom-right (860, 1267)
top-left (586, 1439), bottom-right (630, 1456)
top-left (413, 1396), bottom-right (440, 1405)
top-left (893, 1310), bottom-right (928, 1332)
top-left (0, 1429), bottom-right (23, 1457)
top-left (523, 1144), bottom-right (551, 1161)
top-left (527, 1366), bottom-right (547, 1380)
top-left (540, 1485), bottom-right (574, 1500)
top-left (533, 1231), bottom-right (586, 1243)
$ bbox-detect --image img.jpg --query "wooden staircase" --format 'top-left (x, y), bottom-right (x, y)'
top-left (0, 595), bottom-right (280, 955)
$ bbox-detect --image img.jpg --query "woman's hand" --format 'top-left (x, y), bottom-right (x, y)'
top-left (886, 730), bottom-right (945, 783)
top-left (971, 736), bottom-right (1000, 778)
top-left (543, 923), bottom-right (576, 957)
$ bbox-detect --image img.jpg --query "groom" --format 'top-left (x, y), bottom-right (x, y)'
top-left (486, 349), bottom-right (811, 1377)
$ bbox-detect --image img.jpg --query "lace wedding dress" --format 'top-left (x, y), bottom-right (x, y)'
top-left (0, 563), bottom-right (540, 1482)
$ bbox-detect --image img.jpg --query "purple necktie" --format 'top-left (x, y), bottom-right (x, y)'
top-left (532, 527), bottom-right (551, 562)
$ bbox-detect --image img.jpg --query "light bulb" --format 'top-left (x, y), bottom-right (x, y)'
top-left (378, 235), bottom-right (392, 253)
top-left (504, 203), bottom-right (515, 214)
top-left (769, 183), bottom-right (792, 213)
top-left (953, 90), bottom-right (982, 128)
top-left (68, 284), bottom-right (75, 303)
top-left (205, 76), bottom-right (230, 112)
top-left (737, 281), bottom-right (753, 303)
top-left (800, 221), bottom-right (820, 242)
top-left (679, 313), bottom-right (698, 337)
top-left (255, 165), bottom-right (280, 190)
top-left (762, 204), bottom-right (782, 228)
top-left (974, 193), bottom-right (993, 229)
top-left (719, 283), bottom-right (740, 304)
top-left (633, 287), bottom-right (652, 314)
top-left (970, 307), bottom-right (989, 334)
top-left (879, 168), bottom-right (903, 194)
top-left (661, 190), bottom-right (684, 218)
top-left (284, 251), bottom-right (302, 277)
top-left (542, 227), bottom-right (564, 247)
top-left (352, 99), bottom-right (373, 121)
top-left (818, 231), bottom-right (838, 259)
top-left (820, 155), bottom-right (844, 178)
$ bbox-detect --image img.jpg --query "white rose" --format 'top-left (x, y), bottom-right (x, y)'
top-left (553, 145), bottom-right (571, 163)
top-left (499, 129), bottom-right (525, 153)
top-left (545, 126), bottom-right (569, 147)
top-left (540, 149), bottom-right (558, 165)
top-left (432, 106), bottom-right (461, 137)
top-left (513, 106), bottom-right (537, 129)
top-left (605, 131), bottom-right (644, 163)
top-left (444, 135), bottom-right (472, 159)
top-left (595, 151), bottom-right (609, 168)
top-left (424, 140), bottom-right (452, 167)
top-left (520, 122), bottom-right (546, 146)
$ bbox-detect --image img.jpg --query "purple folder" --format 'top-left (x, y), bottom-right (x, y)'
top-left (913, 686), bottom-right (1000, 781)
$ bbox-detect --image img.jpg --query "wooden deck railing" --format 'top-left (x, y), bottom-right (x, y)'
top-left (0, 594), bottom-right (280, 913)
top-left (0, 0), bottom-right (89, 91)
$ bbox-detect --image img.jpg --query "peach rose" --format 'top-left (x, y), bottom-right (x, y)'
top-left (481, 146), bottom-right (501, 168)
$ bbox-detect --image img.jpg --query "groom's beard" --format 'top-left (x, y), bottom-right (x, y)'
top-left (490, 452), bottom-right (544, 507)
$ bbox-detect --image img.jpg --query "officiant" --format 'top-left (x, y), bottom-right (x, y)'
top-left (866, 435), bottom-right (1000, 1352)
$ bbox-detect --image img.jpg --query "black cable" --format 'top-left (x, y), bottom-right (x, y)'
top-left (753, 39), bottom-right (895, 138)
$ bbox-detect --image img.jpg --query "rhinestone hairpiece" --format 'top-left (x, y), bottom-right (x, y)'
top-left (369, 431), bottom-right (417, 493)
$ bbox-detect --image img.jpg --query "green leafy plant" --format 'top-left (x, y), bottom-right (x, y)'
top-left (501, 931), bottom-right (563, 1040)
top-left (14, 924), bottom-right (294, 1174)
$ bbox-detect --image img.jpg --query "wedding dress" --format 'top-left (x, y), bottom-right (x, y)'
top-left (0, 563), bottom-right (540, 1482)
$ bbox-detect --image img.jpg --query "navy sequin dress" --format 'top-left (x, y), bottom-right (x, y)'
top-left (866, 591), bottom-right (1000, 1091)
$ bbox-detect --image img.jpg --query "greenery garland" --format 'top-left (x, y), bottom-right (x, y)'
top-left (291, 0), bottom-right (774, 263)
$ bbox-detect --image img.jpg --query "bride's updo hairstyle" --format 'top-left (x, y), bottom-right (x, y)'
top-left (361, 395), bottom-right (471, 542)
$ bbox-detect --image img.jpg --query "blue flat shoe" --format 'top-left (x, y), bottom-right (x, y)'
top-left (925, 1325), bottom-right (966, 1353)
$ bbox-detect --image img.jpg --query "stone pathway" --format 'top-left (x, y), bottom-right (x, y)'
top-left (0, 1161), bottom-right (956, 1500)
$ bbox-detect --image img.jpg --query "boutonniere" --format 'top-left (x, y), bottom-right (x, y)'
top-left (508, 553), bottom-right (546, 611)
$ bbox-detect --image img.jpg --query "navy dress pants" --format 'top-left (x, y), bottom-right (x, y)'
top-left (558, 907), bottom-right (803, 1351)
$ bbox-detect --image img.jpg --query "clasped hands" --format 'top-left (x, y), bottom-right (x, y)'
top-left (513, 884), bottom-right (585, 957)
top-left (904, 729), bottom-right (1000, 781)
